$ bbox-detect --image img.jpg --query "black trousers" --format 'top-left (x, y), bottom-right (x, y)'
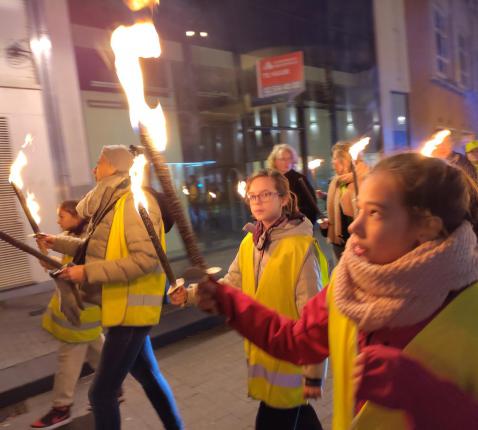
top-left (255, 402), bottom-right (323, 430)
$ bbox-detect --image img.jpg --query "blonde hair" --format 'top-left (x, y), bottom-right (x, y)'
top-left (267, 144), bottom-right (299, 170)
top-left (246, 169), bottom-right (300, 218)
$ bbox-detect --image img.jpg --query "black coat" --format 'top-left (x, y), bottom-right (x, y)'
top-left (284, 169), bottom-right (321, 225)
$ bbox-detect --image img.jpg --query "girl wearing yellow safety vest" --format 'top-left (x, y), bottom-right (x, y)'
top-left (32, 200), bottom-right (103, 430)
top-left (171, 169), bottom-right (329, 430)
top-left (37, 146), bottom-right (183, 430)
top-left (196, 153), bottom-right (478, 430)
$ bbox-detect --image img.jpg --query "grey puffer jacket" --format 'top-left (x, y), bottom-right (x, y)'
top-left (52, 173), bottom-right (163, 302)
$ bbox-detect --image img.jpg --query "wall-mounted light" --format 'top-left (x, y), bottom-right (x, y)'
top-left (30, 35), bottom-right (51, 56)
top-left (397, 116), bottom-right (406, 125)
top-left (185, 30), bottom-right (195, 37)
top-left (199, 32), bottom-right (208, 38)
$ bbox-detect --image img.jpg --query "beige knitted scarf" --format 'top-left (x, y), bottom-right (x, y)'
top-left (334, 221), bottom-right (478, 332)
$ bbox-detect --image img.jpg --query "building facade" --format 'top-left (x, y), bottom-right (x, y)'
top-left (1, 0), bottom-right (477, 289)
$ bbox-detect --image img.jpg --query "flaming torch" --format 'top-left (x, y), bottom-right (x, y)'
top-left (308, 158), bottom-right (323, 171)
top-left (9, 134), bottom-right (42, 234)
top-left (348, 137), bottom-right (370, 197)
top-left (111, 22), bottom-right (207, 272)
top-left (420, 129), bottom-right (451, 157)
top-left (129, 154), bottom-right (177, 286)
top-left (237, 180), bottom-right (246, 199)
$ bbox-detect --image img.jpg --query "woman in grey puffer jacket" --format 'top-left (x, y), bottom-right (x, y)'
top-left (38, 145), bottom-right (183, 430)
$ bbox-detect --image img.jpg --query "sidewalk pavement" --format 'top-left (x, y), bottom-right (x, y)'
top-left (0, 242), bottom-right (239, 410)
top-left (0, 232), bottom-right (334, 419)
top-left (1, 326), bottom-right (333, 430)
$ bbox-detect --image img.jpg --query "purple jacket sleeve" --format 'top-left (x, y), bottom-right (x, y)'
top-left (216, 283), bottom-right (330, 365)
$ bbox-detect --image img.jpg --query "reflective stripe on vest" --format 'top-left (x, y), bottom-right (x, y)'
top-left (42, 292), bottom-right (102, 343)
top-left (327, 280), bottom-right (478, 430)
top-left (101, 192), bottom-right (166, 327)
top-left (239, 233), bottom-right (315, 408)
top-left (248, 364), bottom-right (302, 388)
top-left (127, 294), bottom-right (164, 307)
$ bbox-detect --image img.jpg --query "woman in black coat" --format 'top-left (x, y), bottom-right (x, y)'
top-left (267, 144), bottom-right (320, 225)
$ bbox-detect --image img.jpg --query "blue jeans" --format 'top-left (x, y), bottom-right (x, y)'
top-left (89, 326), bottom-right (183, 430)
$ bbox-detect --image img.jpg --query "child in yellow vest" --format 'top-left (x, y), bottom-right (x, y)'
top-left (31, 201), bottom-right (103, 430)
top-left (196, 153), bottom-right (478, 430)
top-left (171, 169), bottom-right (329, 430)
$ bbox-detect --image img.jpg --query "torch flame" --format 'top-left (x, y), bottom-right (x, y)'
top-left (420, 129), bottom-right (451, 157)
top-left (111, 22), bottom-right (167, 151)
top-left (9, 134), bottom-right (33, 189)
top-left (130, 154), bottom-right (149, 211)
top-left (123, 0), bottom-right (159, 11)
top-left (26, 192), bottom-right (41, 225)
top-left (308, 159), bottom-right (324, 170)
top-left (237, 181), bottom-right (247, 199)
top-left (349, 137), bottom-right (370, 161)
top-left (208, 191), bottom-right (217, 199)
top-left (182, 186), bottom-right (190, 196)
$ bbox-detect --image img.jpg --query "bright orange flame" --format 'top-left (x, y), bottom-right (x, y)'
top-left (308, 159), bottom-right (323, 170)
top-left (420, 129), bottom-right (451, 157)
top-left (123, 0), bottom-right (159, 11)
top-left (9, 134), bottom-right (33, 188)
top-left (129, 154), bottom-right (149, 211)
top-left (237, 181), bottom-right (246, 198)
top-left (111, 22), bottom-right (167, 151)
top-left (349, 137), bottom-right (370, 161)
top-left (26, 191), bottom-right (41, 225)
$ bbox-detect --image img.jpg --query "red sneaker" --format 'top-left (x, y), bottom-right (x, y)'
top-left (30, 406), bottom-right (72, 429)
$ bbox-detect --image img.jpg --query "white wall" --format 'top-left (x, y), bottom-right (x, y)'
top-left (0, 88), bottom-right (60, 283)
top-left (42, 0), bottom-right (92, 193)
top-left (373, 0), bottom-right (411, 153)
top-left (0, 0), bottom-right (38, 89)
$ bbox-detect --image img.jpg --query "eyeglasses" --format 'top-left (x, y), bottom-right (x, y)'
top-left (245, 191), bottom-right (280, 203)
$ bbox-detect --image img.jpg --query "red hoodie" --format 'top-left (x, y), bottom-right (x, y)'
top-left (214, 283), bottom-right (478, 429)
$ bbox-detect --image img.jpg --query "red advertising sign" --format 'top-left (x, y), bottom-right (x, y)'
top-left (256, 51), bottom-right (305, 98)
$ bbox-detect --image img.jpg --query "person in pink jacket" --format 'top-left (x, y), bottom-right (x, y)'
top-left (196, 152), bottom-right (478, 429)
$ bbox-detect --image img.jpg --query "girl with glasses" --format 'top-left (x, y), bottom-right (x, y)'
top-left (171, 169), bottom-right (329, 430)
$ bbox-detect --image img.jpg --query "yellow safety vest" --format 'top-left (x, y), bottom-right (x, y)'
top-left (101, 193), bottom-right (166, 327)
top-left (327, 279), bottom-right (478, 430)
top-left (42, 256), bottom-right (102, 343)
top-left (239, 233), bottom-right (329, 408)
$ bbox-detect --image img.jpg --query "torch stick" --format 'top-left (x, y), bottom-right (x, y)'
top-left (0, 230), bottom-right (83, 308)
top-left (139, 124), bottom-right (207, 271)
top-left (10, 182), bottom-right (40, 234)
top-left (137, 203), bottom-right (176, 285)
top-left (0, 230), bottom-right (61, 268)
